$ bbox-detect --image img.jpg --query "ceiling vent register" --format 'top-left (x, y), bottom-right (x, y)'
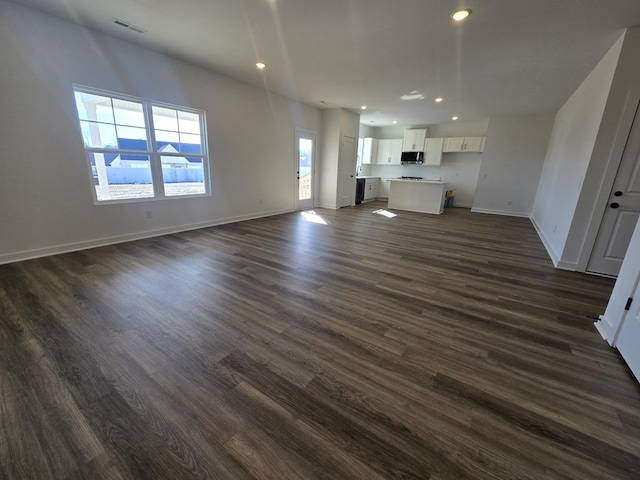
top-left (112, 18), bottom-right (147, 34)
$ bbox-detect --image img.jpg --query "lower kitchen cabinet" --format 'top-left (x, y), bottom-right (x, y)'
top-left (363, 178), bottom-right (379, 201)
top-left (378, 179), bottom-right (391, 198)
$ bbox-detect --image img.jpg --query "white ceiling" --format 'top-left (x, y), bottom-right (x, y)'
top-left (8, 0), bottom-right (640, 126)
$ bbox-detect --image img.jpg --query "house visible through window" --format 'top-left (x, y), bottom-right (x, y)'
top-left (73, 86), bottom-right (209, 202)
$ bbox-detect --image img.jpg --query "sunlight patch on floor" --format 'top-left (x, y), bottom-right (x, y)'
top-left (373, 209), bottom-right (397, 218)
top-left (301, 210), bottom-right (329, 224)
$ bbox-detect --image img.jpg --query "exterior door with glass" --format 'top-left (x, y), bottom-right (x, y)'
top-left (296, 129), bottom-right (316, 210)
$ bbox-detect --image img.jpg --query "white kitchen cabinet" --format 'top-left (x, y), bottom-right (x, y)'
top-left (375, 138), bottom-right (403, 164)
top-left (443, 136), bottom-right (485, 153)
top-left (464, 136), bottom-right (485, 152)
top-left (361, 138), bottom-right (378, 164)
top-left (378, 179), bottom-right (391, 198)
top-left (403, 128), bottom-right (427, 152)
top-left (363, 178), bottom-right (379, 201)
top-left (443, 137), bottom-right (464, 152)
top-left (424, 137), bottom-right (444, 166)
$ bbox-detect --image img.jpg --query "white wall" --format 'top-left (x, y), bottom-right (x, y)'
top-left (319, 110), bottom-right (342, 209)
top-left (566, 28), bottom-right (640, 271)
top-left (531, 34), bottom-right (624, 267)
top-left (319, 108), bottom-right (359, 208)
top-left (429, 119), bottom-right (489, 138)
top-left (358, 124), bottom-right (377, 138)
top-left (474, 114), bottom-right (554, 217)
top-left (0, 2), bottom-right (321, 263)
top-left (438, 155), bottom-right (482, 208)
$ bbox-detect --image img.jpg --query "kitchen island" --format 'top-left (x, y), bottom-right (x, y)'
top-left (388, 179), bottom-right (448, 214)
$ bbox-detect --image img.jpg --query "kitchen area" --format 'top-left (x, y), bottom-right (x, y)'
top-left (355, 123), bottom-right (486, 214)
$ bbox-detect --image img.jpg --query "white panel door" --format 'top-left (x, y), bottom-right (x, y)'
top-left (596, 220), bottom-right (640, 344)
top-left (338, 136), bottom-right (357, 208)
top-left (588, 102), bottom-right (640, 276)
top-left (615, 279), bottom-right (640, 382)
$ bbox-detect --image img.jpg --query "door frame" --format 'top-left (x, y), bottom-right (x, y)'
top-left (579, 88), bottom-right (640, 273)
top-left (294, 128), bottom-right (317, 211)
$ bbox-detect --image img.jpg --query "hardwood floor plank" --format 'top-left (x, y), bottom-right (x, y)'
top-left (225, 381), bottom-right (387, 480)
top-left (433, 373), bottom-right (640, 479)
top-left (1, 203), bottom-right (638, 479)
top-left (219, 350), bottom-right (434, 479)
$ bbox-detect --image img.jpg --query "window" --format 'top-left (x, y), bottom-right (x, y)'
top-left (73, 86), bottom-right (209, 203)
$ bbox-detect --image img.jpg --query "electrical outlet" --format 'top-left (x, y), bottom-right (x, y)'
top-left (259, 198), bottom-right (263, 205)
top-left (146, 210), bottom-right (152, 219)
top-left (553, 224), bottom-right (557, 233)
top-left (507, 200), bottom-right (512, 206)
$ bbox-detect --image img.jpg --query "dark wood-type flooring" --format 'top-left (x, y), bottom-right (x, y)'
top-left (2, 202), bottom-right (640, 479)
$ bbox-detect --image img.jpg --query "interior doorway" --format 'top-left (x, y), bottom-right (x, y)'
top-left (295, 129), bottom-right (316, 211)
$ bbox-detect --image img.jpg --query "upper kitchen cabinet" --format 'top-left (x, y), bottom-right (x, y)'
top-left (443, 136), bottom-right (486, 153)
top-left (423, 137), bottom-right (444, 166)
top-left (376, 138), bottom-right (403, 164)
top-left (361, 137), bottom-right (378, 164)
top-left (403, 128), bottom-right (427, 152)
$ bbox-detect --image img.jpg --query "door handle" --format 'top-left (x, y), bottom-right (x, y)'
top-left (610, 202), bottom-right (620, 209)
top-left (614, 191), bottom-right (623, 196)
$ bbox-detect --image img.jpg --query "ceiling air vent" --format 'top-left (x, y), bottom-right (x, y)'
top-left (112, 18), bottom-right (147, 34)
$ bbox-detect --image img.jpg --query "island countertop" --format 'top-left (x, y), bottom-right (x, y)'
top-left (388, 179), bottom-right (448, 214)
top-left (389, 179), bottom-right (447, 184)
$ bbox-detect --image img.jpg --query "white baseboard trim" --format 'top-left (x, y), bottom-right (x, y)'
top-left (450, 203), bottom-right (472, 209)
top-left (317, 203), bottom-right (338, 210)
top-left (594, 315), bottom-right (614, 344)
top-left (470, 207), bottom-right (530, 218)
top-left (530, 215), bottom-right (561, 268)
top-left (0, 208), bottom-right (294, 266)
top-left (556, 260), bottom-right (578, 271)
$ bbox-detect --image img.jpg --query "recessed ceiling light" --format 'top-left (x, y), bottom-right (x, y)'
top-left (451, 9), bottom-right (471, 22)
top-left (361, 105), bottom-right (368, 110)
top-left (392, 120), bottom-right (398, 124)
top-left (452, 116), bottom-right (459, 121)
top-left (435, 97), bottom-right (444, 103)
top-left (256, 62), bottom-right (266, 69)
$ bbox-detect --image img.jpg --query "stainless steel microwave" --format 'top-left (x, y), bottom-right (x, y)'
top-left (400, 151), bottom-right (424, 164)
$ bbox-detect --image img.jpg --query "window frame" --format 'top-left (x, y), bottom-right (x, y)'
top-left (72, 85), bottom-right (210, 204)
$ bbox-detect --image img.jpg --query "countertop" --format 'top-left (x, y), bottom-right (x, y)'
top-left (356, 176), bottom-right (381, 179)
top-left (389, 179), bottom-right (447, 184)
